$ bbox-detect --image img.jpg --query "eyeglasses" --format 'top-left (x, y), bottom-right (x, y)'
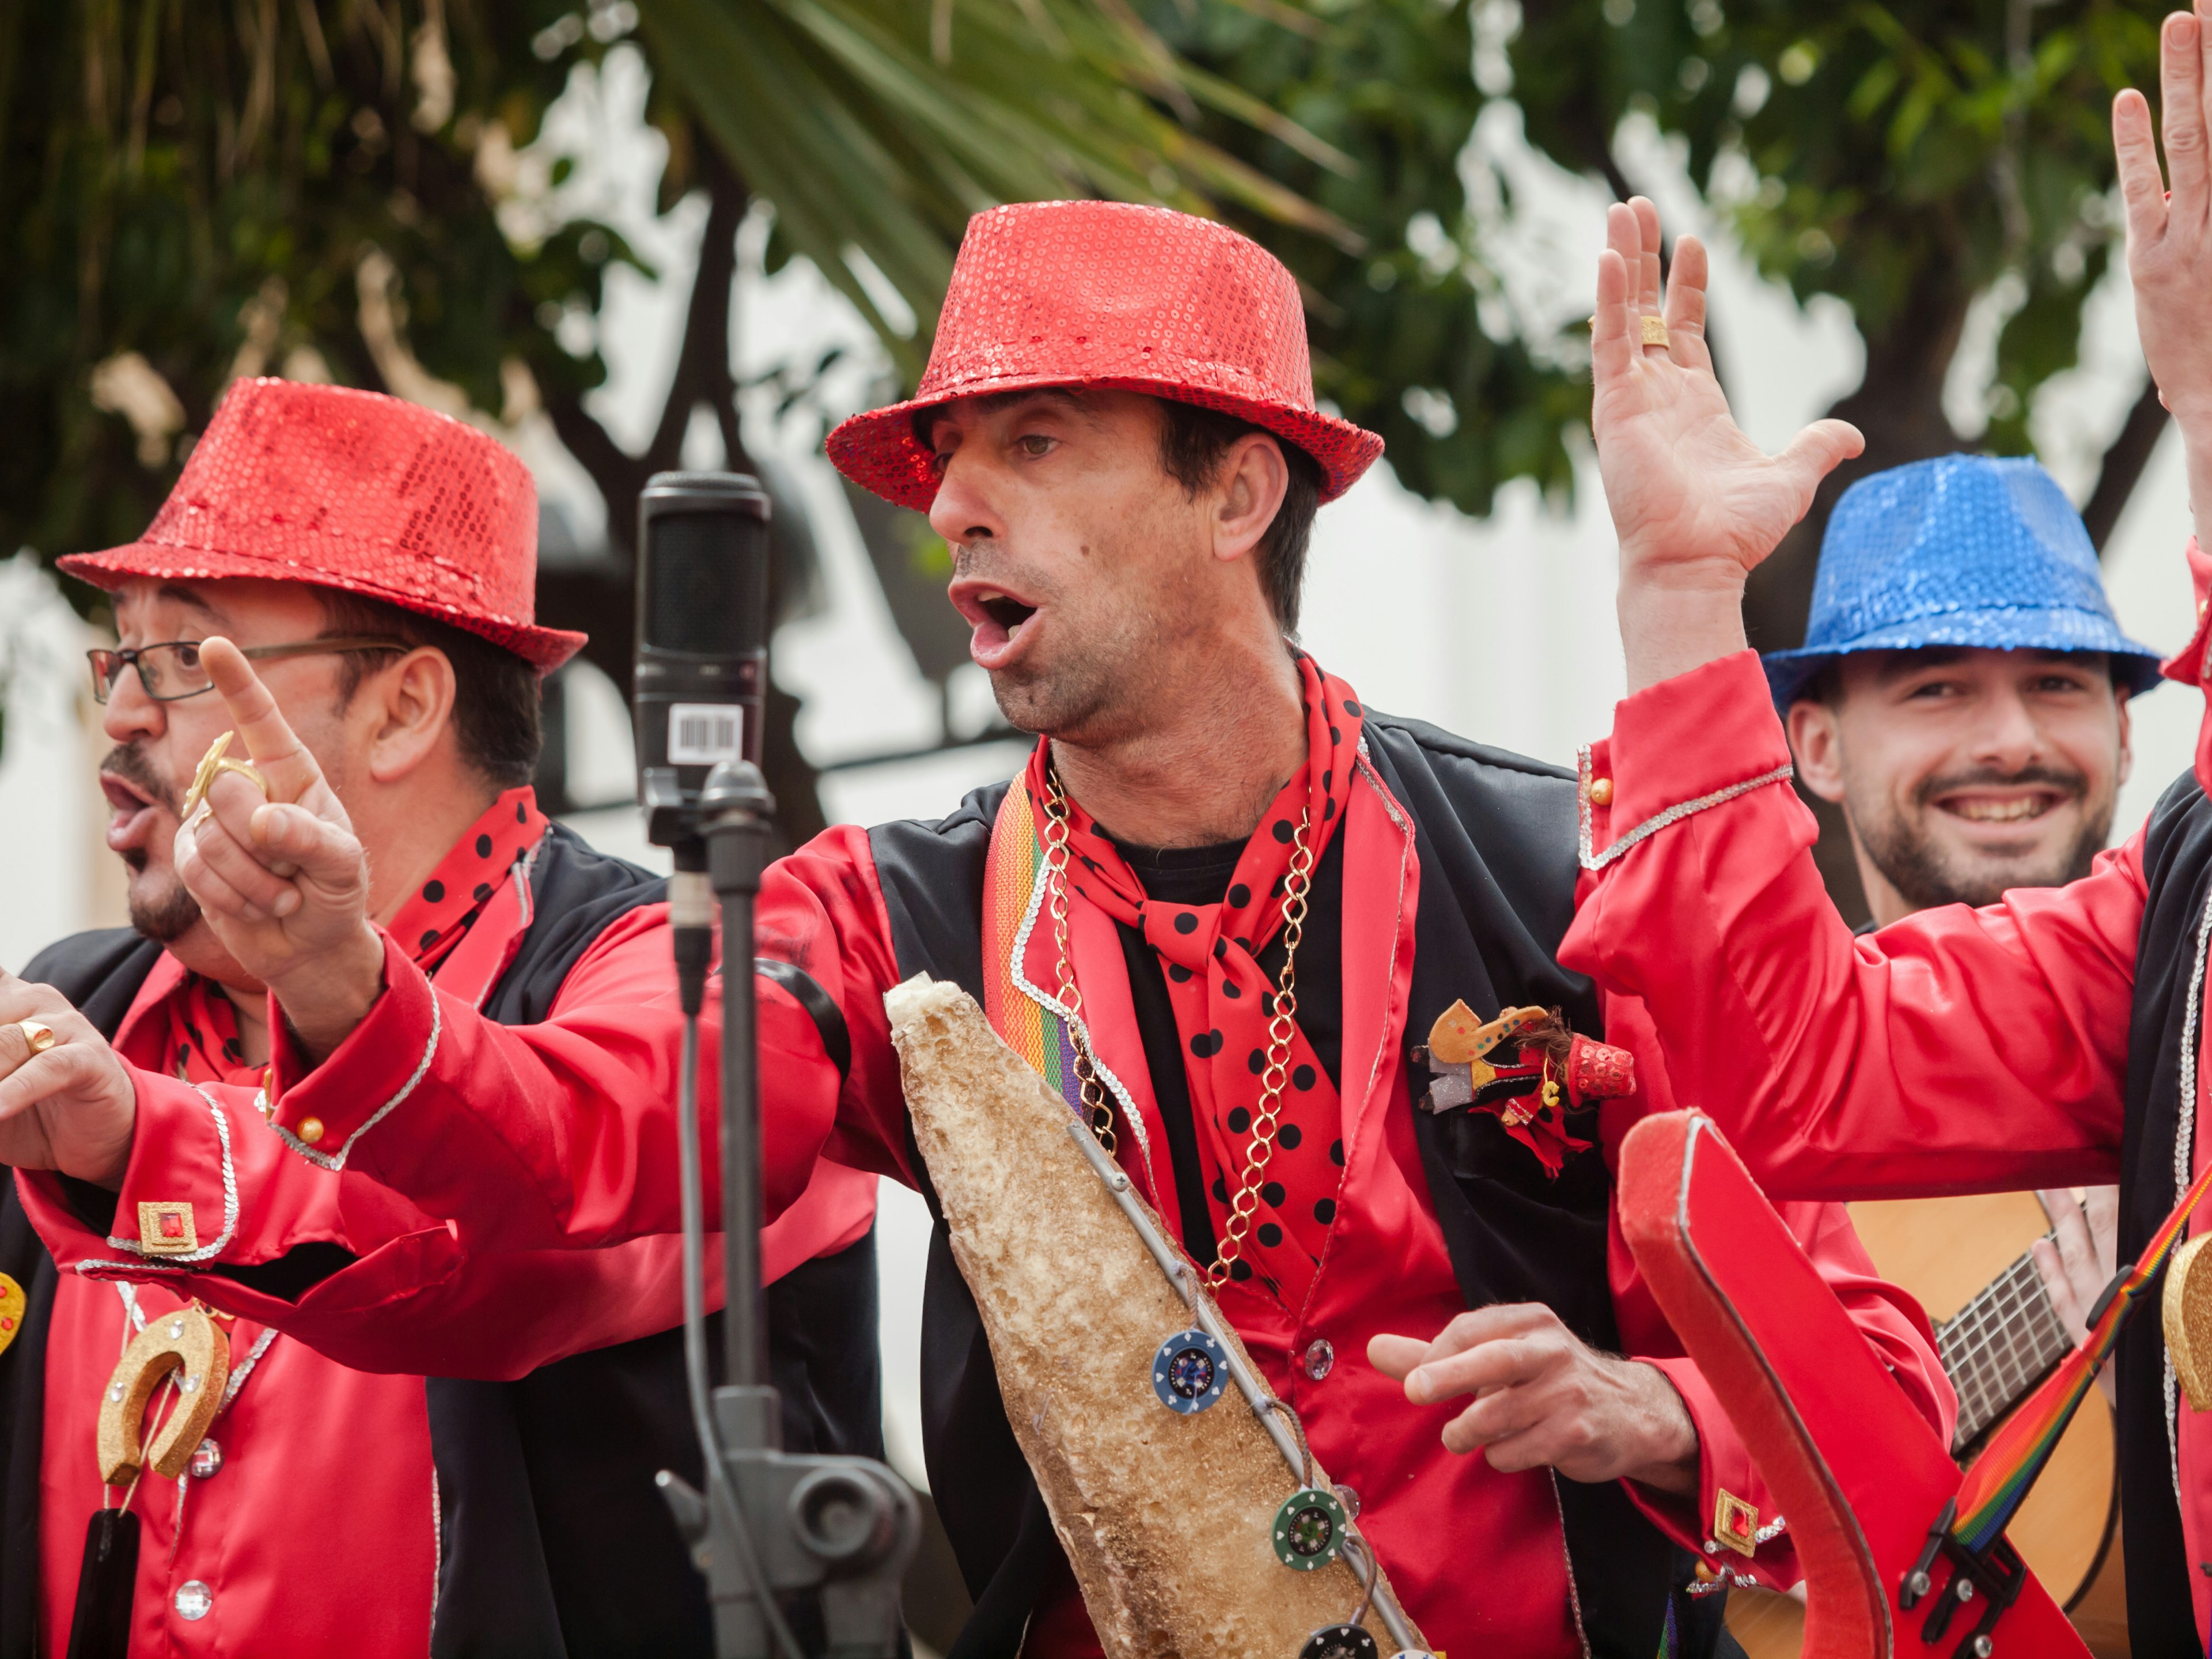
top-left (87, 637), bottom-right (410, 704)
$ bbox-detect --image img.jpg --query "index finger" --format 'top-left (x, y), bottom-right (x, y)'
top-left (199, 637), bottom-right (321, 804)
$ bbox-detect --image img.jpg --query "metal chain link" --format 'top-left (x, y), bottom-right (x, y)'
top-left (1041, 772), bottom-right (1118, 1158)
top-left (1210, 813), bottom-right (1312, 1287)
top-left (1040, 768), bottom-right (1313, 1288)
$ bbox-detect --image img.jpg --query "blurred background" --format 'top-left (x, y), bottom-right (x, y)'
top-left (0, 0), bottom-right (2194, 1642)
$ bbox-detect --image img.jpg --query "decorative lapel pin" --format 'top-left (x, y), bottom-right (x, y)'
top-left (1411, 1001), bottom-right (1634, 1177)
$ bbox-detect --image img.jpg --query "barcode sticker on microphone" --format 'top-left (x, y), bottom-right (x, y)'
top-left (668, 703), bottom-right (744, 765)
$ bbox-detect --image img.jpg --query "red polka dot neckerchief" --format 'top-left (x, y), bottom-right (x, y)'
top-left (1028, 653), bottom-right (1365, 1306)
top-left (386, 786), bottom-right (550, 971)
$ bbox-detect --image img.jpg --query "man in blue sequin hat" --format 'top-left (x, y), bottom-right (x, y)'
top-left (1767, 453), bottom-right (2161, 1415)
top-left (1766, 453), bottom-right (2162, 927)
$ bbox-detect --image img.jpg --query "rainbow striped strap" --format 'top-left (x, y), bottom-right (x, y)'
top-left (982, 779), bottom-right (1085, 1113)
top-left (1951, 1150), bottom-right (2212, 1552)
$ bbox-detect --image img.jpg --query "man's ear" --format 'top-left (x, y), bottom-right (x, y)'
top-left (1785, 698), bottom-right (1849, 805)
top-left (1210, 433), bottom-right (1290, 565)
top-left (361, 647), bottom-right (460, 785)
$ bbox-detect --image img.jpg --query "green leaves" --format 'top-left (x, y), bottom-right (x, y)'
top-left (3, 0), bottom-right (1368, 595)
top-left (1146, 0), bottom-right (1588, 517)
top-left (638, 0), bottom-right (1354, 378)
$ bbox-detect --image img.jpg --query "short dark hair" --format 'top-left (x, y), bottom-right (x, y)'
top-left (911, 389), bottom-right (1324, 635)
top-left (1155, 399), bottom-right (1323, 637)
top-left (317, 590), bottom-right (543, 787)
top-left (1793, 661), bottom-right (1843, 709)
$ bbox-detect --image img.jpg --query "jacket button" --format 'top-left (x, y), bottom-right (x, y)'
top-left (190, 1437), bottom-right (222, 1480)
top-left (175, 1580), bottom-right (213, 1621)
top-left (1304, 1338), bottom-right (1334, 1380)
top-left (297, 1117), bottom-right (325, 1146)
top-left (1588, 778), bottom-right (1614, 807)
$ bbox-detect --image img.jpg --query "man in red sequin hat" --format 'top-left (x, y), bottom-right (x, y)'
top-left (3, 211), bottom-right (1938, 1655)
top-left (0, 380), bottom-right (880, 1656)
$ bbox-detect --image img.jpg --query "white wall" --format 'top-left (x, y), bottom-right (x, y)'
top-left (0, 556), bottom-right (98, 975)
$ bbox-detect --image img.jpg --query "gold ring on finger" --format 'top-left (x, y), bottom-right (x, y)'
top-left (13, 1020), bottom-right (55, 1056)
top-left (1640, 315), bottom-right (1671, 349)
top-left (180, 733), bottom-right (268, 821)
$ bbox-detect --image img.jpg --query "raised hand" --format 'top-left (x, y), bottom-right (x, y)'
top-left (172, 637), bottom-right (384, 1060)
top-left (0, 974), bottom-right (136, 1186)
top-left (2116, 9), bottom-right (2212, 465)
top-left (1593, 198), bottom-right (1863, 690)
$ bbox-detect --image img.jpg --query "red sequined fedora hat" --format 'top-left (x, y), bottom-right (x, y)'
top-left (60, 378), bottom-right (584, 672)
top-left (827, 200), bottom-right (1384, 508)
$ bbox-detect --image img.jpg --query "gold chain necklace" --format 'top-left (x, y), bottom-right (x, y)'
top-left (1040, 768), bottom-right (1315, 1287)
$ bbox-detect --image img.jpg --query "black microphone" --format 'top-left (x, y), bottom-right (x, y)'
top-left (634, 471), bottom-right (771, 797)
top-left (635, 471), bottom-right (772, 1018)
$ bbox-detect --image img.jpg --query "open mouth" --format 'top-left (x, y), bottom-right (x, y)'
top-left (951, 581), bottom-right (1042, 671)
top-left (100, 771), bottom-right (166, 855)
top-left (978, 592), bottom-right (1036, 633)
top-left (1931, 789), bottom-right (2065, 826)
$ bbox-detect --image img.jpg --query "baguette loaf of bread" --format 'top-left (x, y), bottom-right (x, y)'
top-left (885, 974), bottom-right (1423, 1659)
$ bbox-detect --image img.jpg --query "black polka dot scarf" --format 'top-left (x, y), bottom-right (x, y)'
top-left (1023, 654), bottom-right (1362, 1306)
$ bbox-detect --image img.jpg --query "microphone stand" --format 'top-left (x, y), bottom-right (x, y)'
top-left (653, 760), bottom-right (917, 1659)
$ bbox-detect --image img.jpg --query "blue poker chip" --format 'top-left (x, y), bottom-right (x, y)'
top-left (1272, 1487), bottom-right (1348, 1570)
top-left (1150, 1328), bottom-right (1228, 1414)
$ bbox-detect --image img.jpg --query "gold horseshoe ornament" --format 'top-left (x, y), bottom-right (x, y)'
top-left (179, 731), bottom-right (268, 826)
top-left (2166, 1232), bottom-right (2212, 1412)
top-left (96, 1305), bottom-right (230, 1484)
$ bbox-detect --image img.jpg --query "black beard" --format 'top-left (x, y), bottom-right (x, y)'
top-left (128, 877), bottom-right (203, 945)
top-left (1854, 764), bottom-right (2113, 911)
top-left (100, 739), bottom-right (179, 815)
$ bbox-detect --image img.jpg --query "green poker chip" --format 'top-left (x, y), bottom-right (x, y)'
top-left (1271, 1487), bottom-right (1348, 1570)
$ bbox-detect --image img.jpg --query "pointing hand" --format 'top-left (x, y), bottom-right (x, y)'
top-left (172, 638), bottom-right (384, 1060)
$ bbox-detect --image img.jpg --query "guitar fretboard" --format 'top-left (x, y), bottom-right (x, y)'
top-left (1936, 1238), bottom-right (2073, 1450)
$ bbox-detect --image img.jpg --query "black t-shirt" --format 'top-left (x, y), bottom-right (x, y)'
top-left (1104, 831), bottom-right (1346, 1267)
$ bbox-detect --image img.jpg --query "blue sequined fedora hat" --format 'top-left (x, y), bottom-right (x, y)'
top-left (1762, 453), bottom-right (2163, 709)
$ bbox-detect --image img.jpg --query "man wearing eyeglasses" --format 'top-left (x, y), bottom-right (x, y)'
top-left (0, 380), bottom-right (880, 1657)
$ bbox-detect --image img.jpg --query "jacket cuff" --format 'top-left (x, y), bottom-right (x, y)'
top-left (1580, 650), bottom-right (1795, 871)
top-left (265, 929), bottom-right (440, 1171)
top-left (20, 1069), bottom-right (240, 1271)
top-left (2162, 536), bottom-right (2212, 687)
top-left (1634, 1356), bottom-right (1797, 1590)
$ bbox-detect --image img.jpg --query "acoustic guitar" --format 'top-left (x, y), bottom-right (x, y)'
top-left (1724, 1192), bottom-right (2127, 1659)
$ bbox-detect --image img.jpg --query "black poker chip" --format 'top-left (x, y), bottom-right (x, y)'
top-left (1298, 1626), bottom-right (1380, 1659)
top-left (1272, 1487), bottom-right (1348, 1570)
top-left (1151, 1328), bottom-right (1228, 1414)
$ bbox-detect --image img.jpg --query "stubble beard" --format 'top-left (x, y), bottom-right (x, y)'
top-left (986, 590), bottom-right (1159, 746)
top-left (1853, 766), bottom-right (2114, 911)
